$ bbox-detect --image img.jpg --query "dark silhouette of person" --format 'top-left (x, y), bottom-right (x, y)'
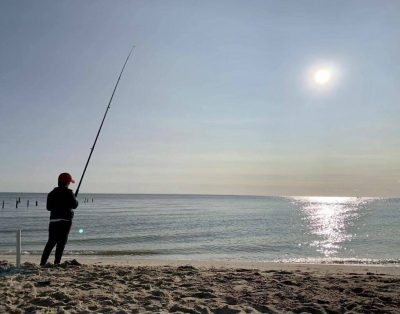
top-left (40, 173), bottom-right (78, 266)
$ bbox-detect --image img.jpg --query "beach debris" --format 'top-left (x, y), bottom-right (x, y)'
top-left (60, 259), bottom-right (82, 268)
top-left (0, 261), bottom-right (13, 273)
top-left (177, 265), bottom-right (198, 271)
top-left (22, 262), bottom-right (37, 269)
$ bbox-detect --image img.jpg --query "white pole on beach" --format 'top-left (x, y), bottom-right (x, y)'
top-left (16, 229), bottom-right (21, 268)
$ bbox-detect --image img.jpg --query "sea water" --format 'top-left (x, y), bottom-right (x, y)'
top-left (0, 193), bottom-right (399, 264)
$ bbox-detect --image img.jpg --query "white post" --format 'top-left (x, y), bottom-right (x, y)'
top-left (16, 229), bottom-right (21, 268)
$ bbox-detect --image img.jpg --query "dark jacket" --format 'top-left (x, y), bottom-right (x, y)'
top-left (47, 187), bottom-right (79, 220)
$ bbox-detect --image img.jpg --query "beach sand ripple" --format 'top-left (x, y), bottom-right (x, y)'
top-left (0, 260), bottom-right (399, 313)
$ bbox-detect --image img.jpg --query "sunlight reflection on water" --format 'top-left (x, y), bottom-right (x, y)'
top-left (292, 197), bottom-right (372, 257)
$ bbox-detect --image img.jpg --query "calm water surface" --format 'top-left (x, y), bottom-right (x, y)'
top-left (0, 193), bottom-right (399, 264)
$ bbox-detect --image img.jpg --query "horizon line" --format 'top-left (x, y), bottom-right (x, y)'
top-left (0, 191), bottom-right (396, 198)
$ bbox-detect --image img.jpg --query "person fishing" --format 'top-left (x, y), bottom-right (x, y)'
top-left (40, 173), bottom-right (79, 266)
top-left (39, 46), bottom-right (133, 267)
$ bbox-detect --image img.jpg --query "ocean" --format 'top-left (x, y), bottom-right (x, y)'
top-left (0, 193), bottom-right (399, 264)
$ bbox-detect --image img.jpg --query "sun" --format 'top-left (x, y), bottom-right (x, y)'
top-left (305, 61), bottom-right (341, 92)
top-left (314, 68), bottom-right (332, 85)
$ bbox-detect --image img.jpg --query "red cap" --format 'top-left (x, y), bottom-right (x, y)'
top-left (58, 173), bottom-right (75, 184)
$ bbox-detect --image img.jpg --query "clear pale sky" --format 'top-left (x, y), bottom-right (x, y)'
top-left (1, 0), bottom-right (399, 196)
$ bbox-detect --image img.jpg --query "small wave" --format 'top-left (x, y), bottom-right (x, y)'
top-left (275, 257), bottom-right (400, 265)
top-left (0, 249), bottom-right (167, 256)
top-left (65, 250), bottom-right (162, 256)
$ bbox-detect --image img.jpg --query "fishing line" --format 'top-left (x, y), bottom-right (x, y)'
top-left (75, 45), bottom-right (135, 197)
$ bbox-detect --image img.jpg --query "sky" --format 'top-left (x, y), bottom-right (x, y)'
top-left (0, 0), bottom-right (399, 196)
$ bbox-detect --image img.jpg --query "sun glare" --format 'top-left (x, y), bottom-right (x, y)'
top-left (314, 69), bottom-right (331, 85)
top-left (305, 62), bottom-right (341, 92)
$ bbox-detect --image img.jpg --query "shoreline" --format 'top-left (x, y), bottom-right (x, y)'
top-left (1, 254), bottom-right (399, 275)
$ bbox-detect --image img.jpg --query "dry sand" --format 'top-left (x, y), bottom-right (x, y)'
top-left (0, 256), bottom-right (399, 313)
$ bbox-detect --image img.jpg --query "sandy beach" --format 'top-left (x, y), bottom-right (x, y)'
top-left (1, 256), bottom-right (399, 313)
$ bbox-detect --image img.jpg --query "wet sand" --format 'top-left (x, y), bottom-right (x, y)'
top-left (0, 256), bottom-right (399, 313)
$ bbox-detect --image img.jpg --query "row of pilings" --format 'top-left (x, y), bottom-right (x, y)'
top-left (2, 196), bottom-right (94, 209)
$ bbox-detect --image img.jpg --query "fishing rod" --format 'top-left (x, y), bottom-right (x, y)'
top-left (75, 46), bottom-right (135, 197)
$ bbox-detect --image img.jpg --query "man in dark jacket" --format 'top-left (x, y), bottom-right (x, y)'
top-left (40, 172), bottom-right (79, 266)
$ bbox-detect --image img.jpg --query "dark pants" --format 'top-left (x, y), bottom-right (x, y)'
top-left (40, 220), bottom-right (72, 265)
